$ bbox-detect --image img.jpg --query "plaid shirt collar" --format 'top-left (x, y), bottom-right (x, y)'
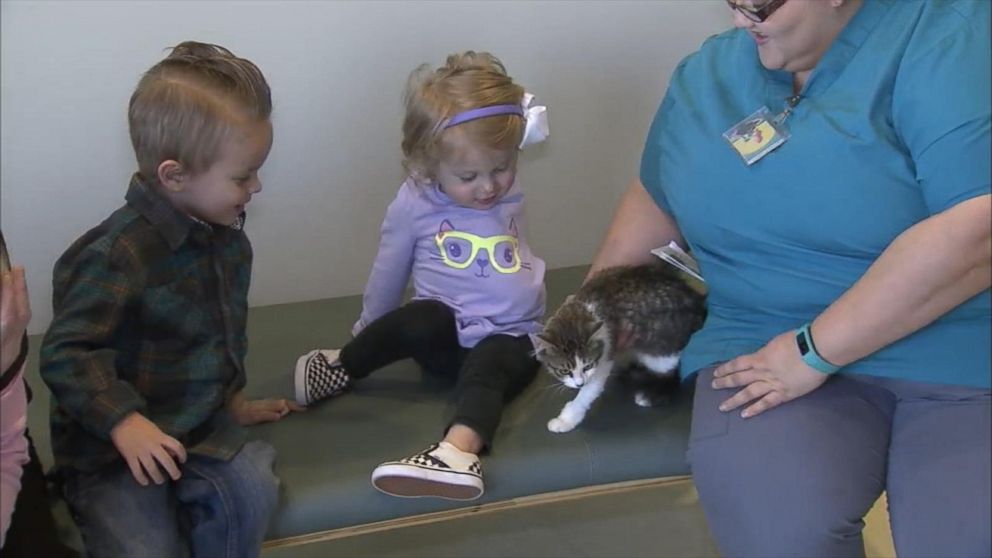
top-left (124, 174), bottom-right (245, 251)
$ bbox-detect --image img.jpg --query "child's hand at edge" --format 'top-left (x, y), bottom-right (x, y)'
top-left (1, 267), bottom-right (31, 373)
top-left (228, 390), bottom-right (305, 426)
top-left (109, 412), bottom-right (187, 486)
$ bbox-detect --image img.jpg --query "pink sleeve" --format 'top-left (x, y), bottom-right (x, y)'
top-left (0, 365), bottom-right (30, 548)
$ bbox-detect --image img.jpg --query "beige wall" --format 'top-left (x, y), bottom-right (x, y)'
top-left (1, 0), bottom-right (729, 334)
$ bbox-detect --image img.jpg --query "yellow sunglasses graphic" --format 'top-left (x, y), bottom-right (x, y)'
top-left (435, 230), bottom-right (521, 274)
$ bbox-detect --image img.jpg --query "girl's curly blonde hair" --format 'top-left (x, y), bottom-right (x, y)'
top-left (402, 51), bottom-right (525, 182)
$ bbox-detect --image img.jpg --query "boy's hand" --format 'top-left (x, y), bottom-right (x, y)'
top-left (229, 391), bottom-right (305, 426)
top-left (110, 412), bottom-right (187, 486)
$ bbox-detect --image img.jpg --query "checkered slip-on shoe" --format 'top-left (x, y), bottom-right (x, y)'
top-left (371, 441), bottom-right (484, 501)
top-left (294, 349), bottom-right (351, 406)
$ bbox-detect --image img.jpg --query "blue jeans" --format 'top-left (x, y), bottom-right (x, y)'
top-left (688, 367), bottom-right (991, 558)
top-left (62, 440), bottom-right (279, 558)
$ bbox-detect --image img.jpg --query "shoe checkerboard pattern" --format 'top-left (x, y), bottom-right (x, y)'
top-left (294, 349), bottom-right (350, 406)
top-left (371, 443), bottom-right (484, 501)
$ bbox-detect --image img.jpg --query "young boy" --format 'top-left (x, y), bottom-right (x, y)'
top-left (40, 41), bottom-right (301, 558)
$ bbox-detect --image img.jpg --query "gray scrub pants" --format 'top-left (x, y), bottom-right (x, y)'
top-left (688, 366), bottom-right (991, 558)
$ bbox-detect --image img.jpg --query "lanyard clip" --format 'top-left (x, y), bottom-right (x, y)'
top-left (774, 95), bottom-right (803, 125)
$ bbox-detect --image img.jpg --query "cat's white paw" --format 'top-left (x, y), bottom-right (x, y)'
top-left (548, 416), bottom-right (578, 433)
top-left (634, 391), bottom-right (654, 407)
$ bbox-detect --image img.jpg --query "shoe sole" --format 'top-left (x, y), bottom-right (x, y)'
top-left (293, 350), bottom-right (318, 407)
top-left (371, 464), bottom-right (483, 501)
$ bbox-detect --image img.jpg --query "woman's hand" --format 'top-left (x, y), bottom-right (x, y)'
top-left (712, 330), bottom-right (830, 418)
top-left (1, 267), bottom-right (31, 373)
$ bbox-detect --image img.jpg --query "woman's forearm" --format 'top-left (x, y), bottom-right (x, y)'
top-left (0, 369), bottom-right (29, 547)
top-left (813, 194), bottom-right (992, 367)
top-left (587, 179), bottom-right (684, 281)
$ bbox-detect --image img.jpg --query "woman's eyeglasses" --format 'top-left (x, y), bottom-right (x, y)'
top-left (726, 0), bottom-right (789, 23)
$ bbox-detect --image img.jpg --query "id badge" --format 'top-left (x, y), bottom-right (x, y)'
top-left (723, 106), bottom-right (790, 166)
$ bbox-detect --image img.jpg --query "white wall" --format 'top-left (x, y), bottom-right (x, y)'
top-left (1, 0), bottom-right (728, 334)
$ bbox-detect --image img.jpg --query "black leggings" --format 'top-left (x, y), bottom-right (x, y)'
top-left (340, 300), bottom-right (539, 448)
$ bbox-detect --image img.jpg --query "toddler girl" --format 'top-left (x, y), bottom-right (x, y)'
top-left (294, 50), bottom-right (549, 501)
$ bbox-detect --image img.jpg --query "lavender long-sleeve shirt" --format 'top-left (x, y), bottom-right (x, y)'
top-left (354, 178), bottom-right (546, 348)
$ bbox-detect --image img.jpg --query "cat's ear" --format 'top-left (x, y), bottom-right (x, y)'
top-left (508, 218), bottom-right (519, 238)
top-left (589, 321), bottom-right (606, 340)
top-left (532, 333), bottom-right (552, 355)
top-left (438, 219), bottom-right (455, 234)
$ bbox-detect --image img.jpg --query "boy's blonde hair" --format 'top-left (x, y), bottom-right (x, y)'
top-left (402, 51), bottom-right (525, 181)
top-left (128, 41), bottom-right (272, 184)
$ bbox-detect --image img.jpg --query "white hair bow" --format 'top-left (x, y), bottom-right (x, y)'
top-left (519, 93), bottom-right (549, 149)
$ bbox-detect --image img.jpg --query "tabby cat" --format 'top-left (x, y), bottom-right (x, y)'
top-left (534, 261), bottom-right (706, 433)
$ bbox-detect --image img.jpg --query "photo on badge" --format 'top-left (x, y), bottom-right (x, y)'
top-left (723, 106), bottom-right (789, 166)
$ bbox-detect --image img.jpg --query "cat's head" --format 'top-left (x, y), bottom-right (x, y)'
top-left (534, 300), bottom-right (609, 388)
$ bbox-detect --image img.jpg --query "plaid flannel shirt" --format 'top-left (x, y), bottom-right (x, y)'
top-left (41, 175), bottom-right (251, 473)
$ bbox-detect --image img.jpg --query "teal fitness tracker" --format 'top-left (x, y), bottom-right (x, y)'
top-left (796, 323), bottom-right (840, 374)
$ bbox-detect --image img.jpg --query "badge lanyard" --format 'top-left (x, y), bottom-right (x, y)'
top-left (723, 95), bottom-right (802, 166)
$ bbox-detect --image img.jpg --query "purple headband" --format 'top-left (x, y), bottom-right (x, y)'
top-left (443, 104), bottom-right (524, 129)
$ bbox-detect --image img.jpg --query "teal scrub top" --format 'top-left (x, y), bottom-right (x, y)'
top-left (640, 0), bottom-right (991, 388)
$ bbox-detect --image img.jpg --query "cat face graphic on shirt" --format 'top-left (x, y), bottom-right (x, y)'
top-left (433, 219), bottom-right (530, 278)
